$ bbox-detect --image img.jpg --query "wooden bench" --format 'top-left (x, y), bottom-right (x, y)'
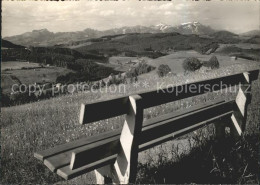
top-left (34, 69), bottom-right (259, 184)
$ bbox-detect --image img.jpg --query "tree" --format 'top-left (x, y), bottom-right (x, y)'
top-left (157, 64), bottom-right (171, 77)
top-left (182, 57), bottom-right (202, 72)
top-left (208, 55), bottom-right (219, 69)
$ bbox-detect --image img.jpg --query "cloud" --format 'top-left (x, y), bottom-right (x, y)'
top-left (164, 11), bottom-right (173, 15)
top-left (159, 3), bottom-right (173, 10)
top-left (99, 10), bottom-right (115, 16)
top-left (175, 3), bottom-right (185, 10)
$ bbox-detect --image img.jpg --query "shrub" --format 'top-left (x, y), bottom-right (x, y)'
top-left (182, 57), bottom-right (202, 72)
top-left (203, 56), bottom-right (220, 69)
top-left (208, 56), bottom-right (220, 69)
top-left (126, 61), bottom-right (155, 78)
top-left (157, 64), bottom-right (171, 77)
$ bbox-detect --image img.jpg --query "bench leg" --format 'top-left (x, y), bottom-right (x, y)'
top-left (95, 165), bottom-right (113, 184)
top-left (229, 72), bottom-right (252, 138)
top-left (113, 95), bottom-right (143, 184)
top-left (214, 120), bottom-right (226, 142)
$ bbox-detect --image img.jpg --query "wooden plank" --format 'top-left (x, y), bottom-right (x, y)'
top-left (139, 111), bottom-right (233, 152)
top-left (80, 97), bottom-right (129, 124)
top-left (57, 155), bottom-right (118, 180)
top-left (34, 128), bottom-right (121, 161)
top-left (140, 74), bottom-right (248, 109)
top-left (70, 136), bottom-right (120, 170)
top-left (80, 70), bottom-right (259, 124)
top-left (143, 98), bottom-right (225, 127)
top-left (229, 71), bottom-right (254, 136)
top-left (113, 95), bottom-right (143, 183)
top-left (44, 150), bottom-right (72, 172)
top-left (43, 135), bottom-right (120, 172)
top-left (231, 114), bottom-right (242, 135)
top-left (140, 100), bottom-right (234, 145)
top-left (235, 88), bottom-right (247, 116)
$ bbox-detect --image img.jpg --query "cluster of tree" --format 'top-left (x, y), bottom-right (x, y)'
top-left (1, 87), bottom-right (61, 107)
top-left (183, 56), bottom-right (220, 72)
top-left (157, 64), bottom-right (171, 77)
top-left (76, 32), bottom-right (221, 59)
top-left (217, 46), bottom-right (260, 62)
top-left (56, 59), bottom-right (117, 84)
top-left (2, 48), bottom-right (31, 61)
top-left (107, 73), bottom-right (127, 85)
top-left (2, 46), bottom-right (108, 65)
top-left (210, 31), bottom-right (240, 44)
top-left (193, 42), bottom-right (219, 54)
top-left (126, 61), bottom-right (155, 78)
top-left (203, 56), bottom-right (220, 69)
top-left (183, 57), bottom-right (202, 72)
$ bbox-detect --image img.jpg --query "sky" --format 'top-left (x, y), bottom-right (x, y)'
top-left (2, 0), bottom-right (260, 37)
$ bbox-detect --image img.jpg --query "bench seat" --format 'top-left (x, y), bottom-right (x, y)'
top-left (34, 98), bottom-right (234, 180)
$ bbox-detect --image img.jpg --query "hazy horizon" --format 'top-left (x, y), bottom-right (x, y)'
top-left (2, 0), bottom-right (260, 37)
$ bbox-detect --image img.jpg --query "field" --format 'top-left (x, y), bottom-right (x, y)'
top-left (1, 61), bottom-right (40, 70)
top-left (147, 50), bottom-right (248, 73)
top-left (97, 56), bottom-right (150, 72)
top-left (1, 61), bottom-right (73, 93)
top-left (1, 61), bottom-right (259, 184)
top-left (96, 49), bottom-right (253, 76)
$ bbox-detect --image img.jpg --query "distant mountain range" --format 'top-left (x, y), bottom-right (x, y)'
top-left (3, 22), bottom-right (216, 47)
top-left (241, 30), bottom-right (260, 37)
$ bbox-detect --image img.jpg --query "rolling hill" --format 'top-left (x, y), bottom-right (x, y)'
top-left (210, 31), bottom-right (240, 44)
top-left (74, 32), bottom-right (219, 57)
top-left (1, 39), bottom-right (25, 49)
top-left (241, 30), bottom-right (260, 37)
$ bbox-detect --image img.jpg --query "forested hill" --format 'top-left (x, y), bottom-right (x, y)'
top-left (2, 39), bottom-right (25, 49)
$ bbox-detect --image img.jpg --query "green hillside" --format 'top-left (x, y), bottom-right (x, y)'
top-left (75, 32), bottom-right (219, 57)
top-left (1, 39), bottom-right (25, 49)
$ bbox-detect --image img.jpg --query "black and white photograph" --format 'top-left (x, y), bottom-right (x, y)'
top-left (1, 0), bottom-right (260, 184)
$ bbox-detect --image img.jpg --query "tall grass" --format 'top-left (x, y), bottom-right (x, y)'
top-left (1, 62), bottom-right (259, 184)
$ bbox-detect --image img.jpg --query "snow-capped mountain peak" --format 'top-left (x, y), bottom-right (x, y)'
top-left (153, 23), bottom-right (172, 32)
top-left (181, 21), bottom-right (201, 26)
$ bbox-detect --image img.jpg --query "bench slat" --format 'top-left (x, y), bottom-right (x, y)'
top-left (79, 97), bottom-right (129, 124)
top-left (44, 136), bottom-right (119, 172)
top-left (139, 111), bottom-right (233, 151)
top-left (44, 150), bottom-right (72, 172)
top-left (143, 98), bottom-right (225, 127)
top-left (34, 128), bottom-right (121, 161)
top-left (140, 100), bottom-right (233, 144)
top-left (57, 155), bottom-right (118, 180)
top-left (70, 136), bottom-right (120, 170)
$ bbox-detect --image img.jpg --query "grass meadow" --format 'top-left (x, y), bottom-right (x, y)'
top-left (1, 62), bottom-right (260, 184)
top-left (1, 61), bottom-right (73, 93)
